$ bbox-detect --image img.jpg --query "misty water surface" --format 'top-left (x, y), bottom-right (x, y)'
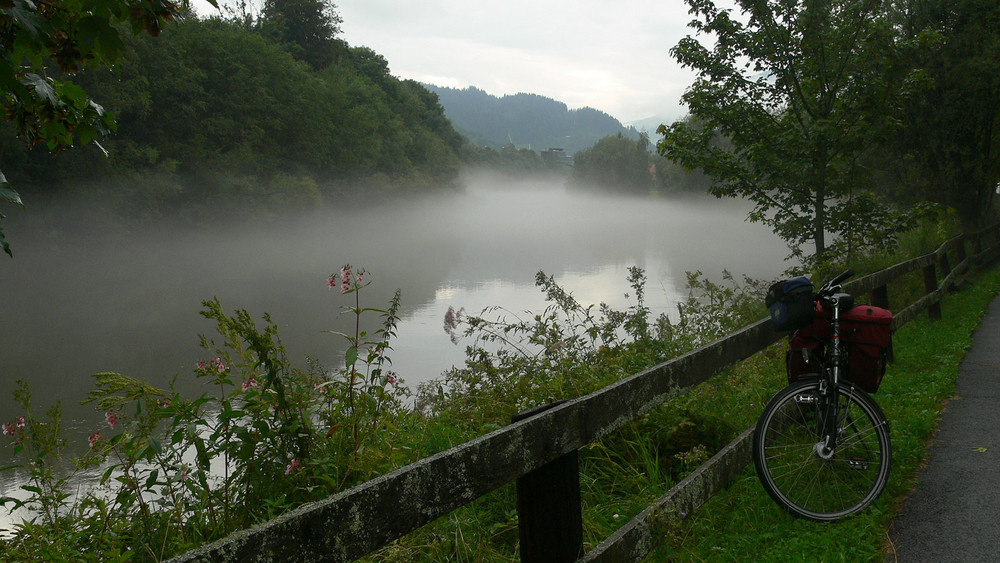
top-left (0, 174), bottom-right (791, 526)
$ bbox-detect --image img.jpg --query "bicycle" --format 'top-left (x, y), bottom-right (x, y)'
top-left (753, 269), bottom-right (893, 522)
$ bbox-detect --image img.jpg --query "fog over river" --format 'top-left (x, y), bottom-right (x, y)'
top-left (0, 174), bottom-right (791, 524)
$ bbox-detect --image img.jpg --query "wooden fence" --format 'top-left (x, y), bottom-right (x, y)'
top-left (170, 224), bottom-right (1000, 563)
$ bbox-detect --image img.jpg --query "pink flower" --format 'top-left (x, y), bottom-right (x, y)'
top-left (340, 265), bottom-right (351, 292)
top-left (16, 417), bottom-right (25, 428)
top-left (387, 374), bottom-right (397, 386)
top-left (88, 431), bottom-right (101, 448)
top-left (105, 410), bottom-right (119, 428)
top-left (285, 458), bottom-right (301, 475)
top-left (197, 360), bottom-right (206, 369)
top-left (158, 398), bottom-right (172, 409)
top-left (327, 276), bottom-right (338, 289)
top-left (179, 467), bottom-right (189, 481)
top-left (1, 424), bottom-right (14, 436)
top-left (242, 374), bottom-right (259, 392)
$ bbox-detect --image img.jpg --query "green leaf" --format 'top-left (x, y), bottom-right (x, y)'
top-left (0, 173), bottom-right (23, 206)
top-left (145, 469), bottom-right (159, 489)
top-left (21, 73), bottom-right (60, 106)
top-left (345, 346), bottom-right (358, 369)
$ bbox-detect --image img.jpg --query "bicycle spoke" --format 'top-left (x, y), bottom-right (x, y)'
top-left (753, 380), bottom-right (891, 521)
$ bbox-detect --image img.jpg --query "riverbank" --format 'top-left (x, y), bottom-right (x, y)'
top-left (1, 214), bottom-right (983, 561)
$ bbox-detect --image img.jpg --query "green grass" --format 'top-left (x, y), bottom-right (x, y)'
top-left (366, 248), bottom-right (1000, 562)
top-left (646, 262), bottom-right (1000, 562)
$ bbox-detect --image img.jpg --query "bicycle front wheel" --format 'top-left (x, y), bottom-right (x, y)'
top-left (752, 378), bottom-right (892, 522)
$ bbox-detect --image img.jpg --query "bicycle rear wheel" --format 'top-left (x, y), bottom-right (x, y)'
top-left (753, 378), bottom-right (891, 521)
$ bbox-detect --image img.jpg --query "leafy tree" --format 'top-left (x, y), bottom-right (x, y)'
top-left (261, 0), bottom-right (343, 69)
top-left (0, 0), bottom-right (204, 255)
top-left (571, 132), bottom-right (655, 193)
top-left (658, 0), bottom-right (915, 262)
top-left (888, 0), bottom-right (1000, 230)
top-left (3, 17), bottom-right (465, 216)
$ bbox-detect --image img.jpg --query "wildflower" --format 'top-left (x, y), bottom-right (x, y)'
top-left (179, 467), bottom-right (189, 482)
top-left (340, 264), bottom-right (351, 292)
top-left (197, 360), bottom-right (206, 369)
top-left (1, 424), bottom-right (14, 436)
top-left (158, 398), bottom-right (172, 409)
top-left (16, 417), bottom-right (25, 428)
top-left (327, 276), bottom-right (338, 289)
top-left (88, 431), bottom-right (101, 448)
top-left (105, 410), bottom-right (119, 428)
top-left (386, 374), bottom-right (397, 386)
top-left (242, 374), bottom-right (259, 392)
top-left (208, 357), bottom-right (227, 373)
top-left (285, 458), bottom-right (301, 475)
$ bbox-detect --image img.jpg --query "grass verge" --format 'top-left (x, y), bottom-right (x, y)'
top-left (646, 261), bottom-right (1000, 562)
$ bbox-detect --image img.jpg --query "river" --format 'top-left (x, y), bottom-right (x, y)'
top-left (0, 173), bottom-right (791, 530)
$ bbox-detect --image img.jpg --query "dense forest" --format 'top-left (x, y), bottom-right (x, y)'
top-left (425, 85), bottom-right (639, 154)
top-left (0, 4), bottom-right (469, 228)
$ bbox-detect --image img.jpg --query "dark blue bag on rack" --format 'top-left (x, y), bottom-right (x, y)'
top-left (765, 277), bottom-right (815, 331)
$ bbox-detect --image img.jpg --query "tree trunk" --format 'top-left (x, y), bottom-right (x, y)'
top-left (813, 139), bottom-right (829, 259)
top-left (814, 184), bottom-right (826, 257)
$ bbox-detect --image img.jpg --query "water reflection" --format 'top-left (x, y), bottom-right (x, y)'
top-left (0, 174), bottom-right (791, 530)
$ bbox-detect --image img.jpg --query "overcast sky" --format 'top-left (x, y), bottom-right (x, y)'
top-left (195, 0), bottom-right (701, 126)
top-left (337, 1), bottom-right (698, 125)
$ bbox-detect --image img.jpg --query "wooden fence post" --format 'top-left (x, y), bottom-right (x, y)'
top-left (939, 252), bottom-right (952, 282)
top-left (870, 284), bottom-right (894, 362)
top-left (923, 264), bottom-right (942, 320)
top-left (871, 285), bottom-right (889, 310)
top-left (512, 401), bottom-right (583, 563)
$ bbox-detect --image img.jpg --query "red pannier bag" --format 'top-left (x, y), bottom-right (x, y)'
top-left (786, 302), bottom-right (893, 393)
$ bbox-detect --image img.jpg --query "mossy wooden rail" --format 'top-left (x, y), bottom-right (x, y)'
top-left (169, 224), bottom-right (1000, 563)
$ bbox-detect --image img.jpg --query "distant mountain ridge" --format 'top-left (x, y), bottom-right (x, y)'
top-left (424, 84), bottom-right (639, 155)
top-left (628, 115), bottom-right (673, 134)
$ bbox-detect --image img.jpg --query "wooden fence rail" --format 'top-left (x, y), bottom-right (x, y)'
top-left (170, 223), bottom-right (1000, 563)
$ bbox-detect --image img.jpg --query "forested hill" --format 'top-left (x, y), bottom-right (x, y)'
top-left (425, 85), bottom-right (639, 154)
top-left (0, 13), bottom-right (468, 221)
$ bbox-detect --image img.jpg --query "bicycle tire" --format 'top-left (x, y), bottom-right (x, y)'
top-left (752, 377), bottom-right (891, 522)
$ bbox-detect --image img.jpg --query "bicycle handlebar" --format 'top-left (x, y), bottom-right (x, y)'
top-left (817, 269), bottom-right (855, 296)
